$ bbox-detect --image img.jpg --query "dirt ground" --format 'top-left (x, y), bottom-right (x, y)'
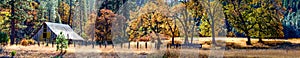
top-left (0, 38), bottom-right (300, 58)
top-left (0, 45), bottom-right (300, 58)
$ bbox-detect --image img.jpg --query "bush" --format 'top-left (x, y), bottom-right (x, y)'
top-left (0, 32), bottom-right (9, 44)
top-left (20, 39), bottom-right (35, 46)
top-left (56, 32), bottom-right (68, 53)
top-left (20, 39), bottom-right (29, 46)
top-left (226, 32), bottom-right (236, 37)
top-left (163, 50), bottom-right (180, 58)
top-left (263, 40), bottom-right (290, 46)
top-left (11, 50), bottom-right (16, 56)
top-left (27, 39), bottom-right (35, 45)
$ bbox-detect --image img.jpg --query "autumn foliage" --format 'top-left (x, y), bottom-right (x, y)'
top-left (95, 9), bottom-right (117, 42)
top-left (126, 12), bottom-right (180, 42)
top-left (58, 1), bottom-right (71, 24)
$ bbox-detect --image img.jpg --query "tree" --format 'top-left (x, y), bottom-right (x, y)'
top-left (1, 0), bottom-right (46, 45)
top-left (26, 1), bottom-right (47, 38)
top-left (282, 0), bottom-right (300, 38)
top-left (71, 0), bottom-right (89, 39)
top-left (127, 0), bottom-right (180, 49)
top-left (58, 1), bottom-right (71, 24)
top-left (99, 0), bottom-right (128, 13)
top-left (8, 0), bottom-right (36, 45)
top-left (172, 0), bottom-right (204, 44)
top-left (0, 7), bottom-right (11, 34)
top-left (95, 9), bottom-right (116, 48)
top-left (85, 12), bottom-right (97, 48)
top-left (46, 0), bottom-right (61, 23)
top-left (127, 12), bottom-right (179, 50)
top-left (55, 32), bottom-right (68, 55)
top-left (201, 0), bottom-right (227, 45)
top-left (0, 32), bottom-right (9, 45)
top-left (199, 18), bottom-right (211, 37)
top-left (251, 0), bottom-right (284, 42)
top-left (222, 0), bottom-right (284, 45)
top-left (111, 15), bottom-right (128, 47)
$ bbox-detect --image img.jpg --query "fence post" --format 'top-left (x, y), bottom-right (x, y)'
top-left (128, 42), bottom-right (130, 49)
top-left (145, 42), bottom-right (147, 48)
top-left (137, 42), bottom-right (139, 49)
top-left (104, 41), bottom-right (107, 48)
top-left (85, 41), bottom-right (87, 46)
top-left (74, 41), bottom-right (76, 47)
top-left (92, 41), bottom-right (94, 48)
top-left (82, 40), bottom-right (84, 46)
top-left (121, 43), bottom-right (123, 48)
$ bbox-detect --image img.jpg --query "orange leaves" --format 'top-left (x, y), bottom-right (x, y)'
top-left (30, 1), bottom-right (39, 9)
top-left (95, 9), bottom-right (125, 41)
top-left (58, 1), bottom-right (70, 24)
top-left (99, 9), bottom-right (117, 21)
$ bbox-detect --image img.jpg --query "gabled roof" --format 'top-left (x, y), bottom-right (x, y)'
top-left (45, 22), bottom-right (84, 40)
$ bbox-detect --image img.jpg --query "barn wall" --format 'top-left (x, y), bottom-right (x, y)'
top-left (32, 25), bottom-right (44, 41)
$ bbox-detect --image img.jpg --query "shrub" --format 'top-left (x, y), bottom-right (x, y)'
top-left (0, 32), bottom-right (9, 44)
top-left (11, 50), bottom-right (16, 56)
top-left (20, 39), bottom-right (29, 46)
top-left (56, 32), bottom-right (68, 53)
top-left (226, 32), bottom-right (236, 37)
top-left (163, 50), bottom-right (180, 58)
top-left (27, 39), bottom-right (35, 45)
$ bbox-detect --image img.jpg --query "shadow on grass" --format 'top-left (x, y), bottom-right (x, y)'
top-left (52, 50), bottom-right (67, 58)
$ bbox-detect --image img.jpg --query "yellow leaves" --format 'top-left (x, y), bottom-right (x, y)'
top-left (0, 12), bottom-right (11, 16)
top-left (0, 11), bottom-right (10, 25)
top-left (199, 19), bottom-right (211, 37)
top-left (0, 17), bottom-right (4, 24)
top-left (256, 8), bottom-right (263, 13)
top-left (250, 0), bottom-right (260, 4)
top-left (128, 11), bottom-right (180, 40)
top-left (30, 1), bottom-right (39, 9)
top-left (58, 1), bottom-right (70, 24)
top-left (253, 24), bottom-right (259, 29)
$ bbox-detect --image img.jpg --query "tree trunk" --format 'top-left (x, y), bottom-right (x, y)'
top-left (128, 42), bottom-right (130, 49)
top-left (68, 0), bottom-right (72, 26)
top-left (85, 41), bottom-right (87, 46)
top-left (10, 0), bottom-right (15, 45)
top-left (145, 42), bottom-right (147, 48)
top-left (172, 33), bottom-right (175, 46)
top-left (52, 39), bottom-right (54, 47)
top-left (245, 32), bottom-right (252, 45)
top-left (104, 41), bottom-right (107, 48)
top-left (258, 37), bottom-right (263, 43)
top-left (136, 42), bottom-right (139, 49)
top-left (74, 41), bottom-right (76, 47)
top-left (154, 33), bottom-right (162, 50)
top-left (184, 28), bottom-right (189, 44)
top-left (246, 36), bottom-right (251, 45)
top-left (56, 12), bottom-right (62, 23)
top-left (121, 43), bottom-right (123, 48)
top-left (99, 42), bottom-right (101, 48)
top-left (210, 14), bottom-right (216, 46)
top-left (191, 23), bottom-right (195, 44)
top-left (258, 24), bottom-right (263, 43)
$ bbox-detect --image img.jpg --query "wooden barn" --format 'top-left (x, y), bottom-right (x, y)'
top-left (31, 22), bottom-right (84, 44)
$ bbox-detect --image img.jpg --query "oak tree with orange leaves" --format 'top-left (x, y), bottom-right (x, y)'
top-left (95, 9), bottom-right (117, 48)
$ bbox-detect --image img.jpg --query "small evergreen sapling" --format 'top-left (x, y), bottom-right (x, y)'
top-left (56, 32), bottom-right (68, 53)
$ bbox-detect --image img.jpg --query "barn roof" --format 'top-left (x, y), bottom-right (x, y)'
top-left (45, 22), bottom-right (84, 40)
